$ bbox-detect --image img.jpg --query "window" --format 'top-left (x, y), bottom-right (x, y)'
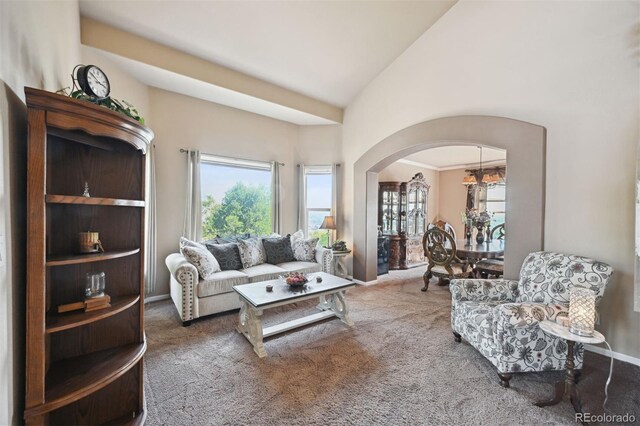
top-left (200, 155), bottom-right (272, 240)
top-left (486, 182), bottom-right (506, 230)
top-left (304, 165), bottom-right (334, 247)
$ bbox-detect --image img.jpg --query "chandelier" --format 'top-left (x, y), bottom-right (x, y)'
top-left (462, 146), bottom-right (502, 185)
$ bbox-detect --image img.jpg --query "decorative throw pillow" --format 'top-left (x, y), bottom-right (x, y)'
top-left (180, 236), bottom-right (206, 250)
top-left (237, 237), bottom-right (267, 269)
top-left (293, 237), bottom-right (318, 262)
top-left (290, 229), bottom-right (304, 248)
top-left (180, 245), bottom-right (221, 280)
top-left (262, 235), bottom-right (295, 265)
top-left (205, 242), bottom-right (243, 271)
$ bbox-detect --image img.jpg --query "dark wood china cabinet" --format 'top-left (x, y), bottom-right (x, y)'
top-left (378, 173), bottom-right (430, 270)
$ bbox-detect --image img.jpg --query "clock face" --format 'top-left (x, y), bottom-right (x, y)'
top-left (84, 66), bottom-right (110, 98)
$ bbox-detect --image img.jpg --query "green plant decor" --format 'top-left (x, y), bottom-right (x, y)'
top-left (56, 88), bottom-right (145, 124)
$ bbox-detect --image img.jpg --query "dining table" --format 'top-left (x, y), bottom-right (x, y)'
top-left (447, 239), bottom-right (505, 272)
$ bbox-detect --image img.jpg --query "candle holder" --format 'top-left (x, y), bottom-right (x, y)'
top-left (568, 287), bottom-right (596, 336)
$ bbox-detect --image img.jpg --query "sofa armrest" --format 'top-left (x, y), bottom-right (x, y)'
top-left (165, 253), bottom-right (198, 323)
top-left (315, 247), bottom-right (333, 273)
top-left (450, 278), bottom-right (519, 303)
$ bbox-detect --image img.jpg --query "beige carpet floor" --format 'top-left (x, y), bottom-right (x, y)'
top-left (144, 269), bottom-right (640, 425)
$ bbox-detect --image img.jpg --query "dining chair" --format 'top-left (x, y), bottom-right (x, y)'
top-left (430, 219), bottom-right (458, 240)
top-left (476, 223), bottom-right (506, 278)
top-left (422, 227), bottom-right (473, 291)
top-left (491, 223), bottom-right (505, 240)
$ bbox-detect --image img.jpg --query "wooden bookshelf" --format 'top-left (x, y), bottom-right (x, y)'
top-left (46, 249), bottom-right (140, 267)
top-left (24, 88), bottom-right (153, 425)
top-left (46, 295), bottom-right (140, 334)
top-left (46, 195), bottom-right (145, 207)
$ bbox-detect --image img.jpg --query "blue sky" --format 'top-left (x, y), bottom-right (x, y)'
top-left (201, 163), bottom-right (271, 201)
top-left (201, 163), bottom-right (332, 209)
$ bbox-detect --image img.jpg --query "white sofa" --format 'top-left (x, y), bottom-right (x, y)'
top-left (166, 247), bottom-right (333, 326)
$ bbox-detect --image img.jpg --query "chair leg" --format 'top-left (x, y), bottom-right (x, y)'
top-left (421, 271), bottom-right (431, 292)
top-left (497, 372), bottom-right (512, 388)
top-left (453, 331), bottom-right (461, 343)
top-left (182, 320), bottom-right (193, 327)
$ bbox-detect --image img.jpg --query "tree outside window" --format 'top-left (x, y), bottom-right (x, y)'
top-left (200, 159), bottom-right (272, 239)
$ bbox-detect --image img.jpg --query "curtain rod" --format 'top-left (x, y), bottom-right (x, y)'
top-left (180, 149), bottom-right (284, 166)
top-left (296, 164), bottom-right (341, 167)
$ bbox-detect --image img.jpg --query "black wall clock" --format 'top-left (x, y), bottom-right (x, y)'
top-left (76, 65), bottom-right (110, 99)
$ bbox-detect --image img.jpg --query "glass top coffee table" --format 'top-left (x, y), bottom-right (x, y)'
top-left (233, 272), bottom-right (355, 358)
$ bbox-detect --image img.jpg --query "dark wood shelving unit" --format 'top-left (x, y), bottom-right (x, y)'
top-left (46, 295), bottom-right (140, 334)
top-left (46, 194), bottom-right (145, 207)
top-left (25, 88), bottom-right (153, 426)
top-left (24, 341), bottom-right (147, 418)
top-left (46, 249), bottom-right (140, 267)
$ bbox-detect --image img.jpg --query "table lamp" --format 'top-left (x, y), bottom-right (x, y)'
top-left (568, 287), bottom-right (596, 336)
top-left (319, 215), bottom-right (336, 248)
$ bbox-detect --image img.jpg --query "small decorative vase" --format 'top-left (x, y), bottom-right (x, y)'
top-left (475, 226), bottom-right (485, 244)
top-left (486, 226), bottom-right (492, 242)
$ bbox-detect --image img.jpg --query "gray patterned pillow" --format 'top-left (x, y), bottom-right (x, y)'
top-left (180, 245), bottom-right (221, 279)
top-left (262, 235), bottom-right (295, 264)
top-left (293, 237), bottom-right (318, 262)
top-left (237, 237), bottom-right (267, 269)
top-left (205, 243), bottom-right (243, 271)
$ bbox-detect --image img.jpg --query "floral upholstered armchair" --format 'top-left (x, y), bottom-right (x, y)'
top-left (450, 251), bottom-right (613, 388)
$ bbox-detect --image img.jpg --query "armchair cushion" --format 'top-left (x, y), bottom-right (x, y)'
top-left (517, 251), bottom-right (613, 304)
top-left (450, 278), bottom-right (519, 303)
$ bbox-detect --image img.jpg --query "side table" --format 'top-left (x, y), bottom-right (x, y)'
top-left (331, 250), bottom-right (351, 278)
top-left (535, 320), bottom-right (605, 419)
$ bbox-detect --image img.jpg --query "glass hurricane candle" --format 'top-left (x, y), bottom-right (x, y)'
top-left (568, 287), bottom-right (596, 336)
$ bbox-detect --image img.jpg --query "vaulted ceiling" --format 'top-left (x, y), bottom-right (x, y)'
top-left (80, 0), bottom-right (456, 124)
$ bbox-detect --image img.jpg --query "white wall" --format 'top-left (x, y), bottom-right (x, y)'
top-left (81, 46), bottom-right (150, 122)
top-left (150, 88), bottom-right (300, 297)
top-left (341, 1), bottom-right (640, 358)
top-left (437, 168), bottom-right (468, 239)
top-left (378, 162), bottom-right (439, 224)
top-left (0, 2), bottom-right (81, 423)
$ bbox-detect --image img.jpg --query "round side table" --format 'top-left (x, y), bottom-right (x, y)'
top-left (331, 250), bottom-right (351, 278)
top-left (535, 320), bottom-right (605, 419)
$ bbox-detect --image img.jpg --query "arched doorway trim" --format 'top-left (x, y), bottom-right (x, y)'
top-left (352, 115), bottom-right (546, 282)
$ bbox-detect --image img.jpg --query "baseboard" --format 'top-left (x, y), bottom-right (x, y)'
top-left (352, 278), bottom-right (378, 286)
top-left (145, 294), bottom-right (170, 304)
top-left (584, 344), bottom-right (640, 367)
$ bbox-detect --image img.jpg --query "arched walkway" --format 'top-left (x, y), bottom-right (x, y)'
top-left (352, 115), bottom-right (546, 283)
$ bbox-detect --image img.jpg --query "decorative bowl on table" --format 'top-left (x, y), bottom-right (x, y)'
top-left (280, 272), bottom-right (310, 288)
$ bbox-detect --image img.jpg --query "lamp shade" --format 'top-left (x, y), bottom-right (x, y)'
top-left (320, 215), bottom-right (336, 230)
top-left (568, 287), bottom-right (596, 336)
top-left (462, 175), bottom-right (477, 186)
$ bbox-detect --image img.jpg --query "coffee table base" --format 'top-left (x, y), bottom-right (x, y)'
top-left (237, 291), bottom-right (352, 358)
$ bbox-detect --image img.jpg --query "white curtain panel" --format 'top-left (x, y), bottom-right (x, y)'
top-left (145, 144), bottom-right (158, 295)
top-left (297, 165), bottom-right (307, 234)
top-left (183, 150), bottom-right (202, 241)
top-left (271, 161), bottom-right (282, 234)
